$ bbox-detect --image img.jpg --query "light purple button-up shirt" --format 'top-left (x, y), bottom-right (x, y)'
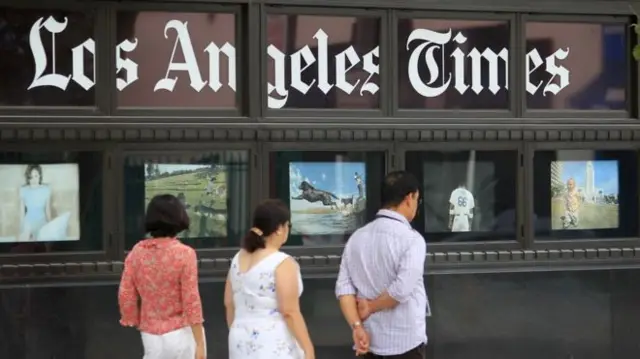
top-left (335, 209), bottom-right (429, 356)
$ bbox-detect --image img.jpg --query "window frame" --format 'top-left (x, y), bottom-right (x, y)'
top-left (0, 142), bottom-right (116, 264)
top-left (262, 6), bottom-right (389, 120)
top-left (115, 141), bottom-right (258, 259)
top-left (108, 2), bottom-right (246, 120)
top-left (397, 141), bottom-right (524, 252)
top-left (524, 141), bottom-right (640, 249)
top-left (520, 14), bottom-right (633, 119)
top-left (0, 1), bottom-right (108, 117)
top-left (262, 0), bottom-right (634, 17)
top-left (262, 141), bottom-right (393, 256)
top-left (391, 11), bottom-right (517, 119)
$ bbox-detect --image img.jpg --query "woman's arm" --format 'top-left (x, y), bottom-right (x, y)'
top-left (181, 249), bottom-right (205, 352)
top-left (276, 257), bottom-right (314, 359)
top-left (118, 254), bottom-right (140, 327)
top-left (223, 275), bottom-right (234, 328)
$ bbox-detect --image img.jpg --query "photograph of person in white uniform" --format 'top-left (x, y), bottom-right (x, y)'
top-left (448, 184), bottom-right (475, 232)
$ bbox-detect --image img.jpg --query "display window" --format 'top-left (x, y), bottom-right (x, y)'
top-left (405, 148), bottom-right (519, 242)
top-left (532, 148), bottom-right (638, 240)
top-left (270, 150), bottom-right (385, 246)
top-left (0, 151), bottom-right (104, 254)
top-left (123, 150), bottom-right (250, 249)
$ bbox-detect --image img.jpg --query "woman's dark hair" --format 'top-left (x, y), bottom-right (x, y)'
top-left (242, 199), bottom-right (291, 253)
top-left (381, 171), bottom-right (420, 208)
top-left (24, 164), bottom-right (43, 185)
top-left (145, 194), bottom-right (190, 238)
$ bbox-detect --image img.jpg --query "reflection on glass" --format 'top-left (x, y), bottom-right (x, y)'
top-left (266, 15), bottom-right (381, 109)
top-left (525, 22), bottom-right (627, 110)
top-left (271, 151), bottom-right (384, 245)
top-left (124, 151), bottom-right (249, 249)
top-left (0, 10), bottom-right (95, 106)
top-left (116, 12), bottom-right (237, 108)
top-left (397, 19), bottom-right (510, 110)
top-left (406, 150), bottom-right (517, 242)
top-left (534, 150), bottom-right (637, 240)
top-left (0, 152), bottom-right (103, 254)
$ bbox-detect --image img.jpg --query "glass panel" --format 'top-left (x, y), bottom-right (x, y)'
top-left (123, 151), bottom-right (249, 249)
top-left (266, 14), bottom-right (381, 110)
top-left (0, 9), bottom-right (96, 106)
top-left (525, 22), bottom-right (627, 110)
top-left (0, 151), bottom-right (103, 253)
top-left (397, 19), bottom-right (510, 109)
top-left (270, 151), bottom-right (385, 245)
top-left (533, 149), bottom-right (637, 240)
top-left (405, 150), bottom-right (518, 242)
top-left (115, 11), bottom-right (237, 108)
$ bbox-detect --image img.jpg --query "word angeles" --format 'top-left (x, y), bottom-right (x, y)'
top-left (28, 16), bottom-right (571, 109)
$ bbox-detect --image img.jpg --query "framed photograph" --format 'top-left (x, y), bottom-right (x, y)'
top-left (406, 149), bottom-right (519, 242)
top-left (0, 164), bottom-right (80, 243)
top-left (270, 150), bottom-right (385, 246)
top-left (144, 163), bottom-right (228, 238)
top-left (289, 161), bottom-right (367, 235)
top-left (549, 160), bottom-right (619, 231)
top-left (533, 148), bottom-right (636, 240)
top-left (123, 150), bottom-right (251, 249)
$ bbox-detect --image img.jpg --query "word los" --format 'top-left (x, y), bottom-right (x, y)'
top-left (27, 16), bottom-right (570, 109)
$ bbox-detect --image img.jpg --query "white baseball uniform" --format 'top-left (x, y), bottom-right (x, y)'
top-left (449, 187), bottom-right (475, 232)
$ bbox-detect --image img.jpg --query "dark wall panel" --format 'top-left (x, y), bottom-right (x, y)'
top-left (2, 270), bottom-right (640, 359)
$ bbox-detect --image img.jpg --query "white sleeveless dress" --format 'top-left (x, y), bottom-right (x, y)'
top-left (228, 251), bottom-right (304, 359)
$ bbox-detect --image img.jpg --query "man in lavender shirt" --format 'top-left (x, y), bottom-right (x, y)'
top-left (336, 171), bottom-right (428, 359)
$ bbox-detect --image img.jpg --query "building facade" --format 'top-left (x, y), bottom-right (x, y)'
top-left (1, 0), bottom-right (640, 358)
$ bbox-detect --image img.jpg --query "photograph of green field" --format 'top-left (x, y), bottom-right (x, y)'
top-left (144, 164), bottom-right (227, 238)
top-left (551, 198), bottom-right (618, 230)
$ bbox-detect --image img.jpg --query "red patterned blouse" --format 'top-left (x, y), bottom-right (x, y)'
top-left (118, 238), bottom-right (204, 335)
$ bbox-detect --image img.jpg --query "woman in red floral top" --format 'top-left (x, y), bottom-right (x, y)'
top-left (118, 194), bottom-right (206, 359)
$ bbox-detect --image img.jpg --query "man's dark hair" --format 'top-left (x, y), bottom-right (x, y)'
top-left (381, 171), bottom-right (420, 208)
top-left (145, 194), bottom-right (190, 238)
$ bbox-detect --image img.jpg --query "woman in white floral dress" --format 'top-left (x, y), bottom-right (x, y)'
top-left (225, 199), bottom-right (315, 359)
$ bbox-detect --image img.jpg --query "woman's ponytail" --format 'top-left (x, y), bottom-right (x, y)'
top-left (242, 227), bottom-right (265, 253)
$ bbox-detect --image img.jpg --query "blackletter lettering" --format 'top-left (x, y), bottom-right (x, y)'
top-left (360, 47), bottom-right (379, 96)
top-left (70, 39), bottom-right (96, 90)
top-left (526, 48), bottom-right (570, 96)
top-left (204, 42), bottom-right (236, 92)
top-left (116, 39), bottom-right (139, 91)
top-left (525, 49), bottom-right (544, 95)
top-left (267, 45), bottom-right (289, 109)
top-left (335, 46), bottom-right (361, 95)
top-left (406, 29), bottom-right (452, 98)
top-left (450, 33), bottom-right (468, 94)
top-left (467, 47), bottom-right (508, 94)
top-left (543, 48), bottom-right (570, 95)
top-left (314, 30), bottom-right (333, 94)
top-left (28, 16), bottom-right (72, 90)
top-left (154, 20), bottom-right (207, 92)
top-left (290, 46), bottom-right (316, 95)
top-left (23, 19), bottom-right (574, 103)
